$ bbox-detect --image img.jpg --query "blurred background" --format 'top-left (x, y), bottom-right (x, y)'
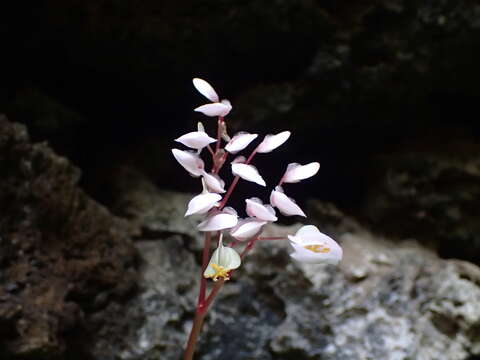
top-left (1, 1), bottom-right (480, 359)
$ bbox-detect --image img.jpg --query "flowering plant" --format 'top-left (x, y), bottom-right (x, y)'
top-left (173, 78), bottom-right (343, 359)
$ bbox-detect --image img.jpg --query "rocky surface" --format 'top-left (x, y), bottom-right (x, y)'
top-left (1, 0), bottom-right (480, 358)
top-left (363, 146), bottom-right (480, 263)
top-left (97, 175), bottom-right (480, 360)
top-left (0, 116), bottom-right (137, 358)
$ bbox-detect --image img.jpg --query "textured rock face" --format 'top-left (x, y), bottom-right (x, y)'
top-left (363, 149), bottom-right (480, 263)
top-left (101, 177), bottom-right (480, 360)
top-left (0, 116), bottom-right (137, 358)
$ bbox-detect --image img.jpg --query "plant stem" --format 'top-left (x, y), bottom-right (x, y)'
top-left (218, 145), bottom-right (259, 209)
top-left (258, 236), bottom-right (287, 241)
top-left (218, 175), bottom-right (239, 209)
top-left (198, 232), bottom-right (212, 305)
top-left (183, 279), bottom-right (225, 360)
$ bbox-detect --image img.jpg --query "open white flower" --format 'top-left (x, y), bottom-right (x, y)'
top-left (202, 171), bottom-right (226, 193)
top-left (171, 149), bottom-right (205, 177)
top-left (204, 236), bottom-right (241, 281)
top-left (175, 131), bottom-right (217, 150)
top-left (288, 225), bottom-right (342, 265)
top-left (193, 78), bottom-right (232, 117)
top-left (225, 132), bottom-right (258, 154)
top-left (197, 209), bottom-right (238, 232)
top-left (245, 198), bottom-right (277, 222)
top-left (256, 131), bottom-right (291, 153)
top-left (231, 163), bottom-right (266, 186)
top-left (185, 192), bottom-right (222, 216)
top-left (270, 186), bottom-right (306, 217)
top-left (230, 218), bottom-right (267, 240)
top-left (282, 162), bottom-right (320, 183)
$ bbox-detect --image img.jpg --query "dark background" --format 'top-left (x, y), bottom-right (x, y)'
top-left (1, 0), bottom-right (480, 262)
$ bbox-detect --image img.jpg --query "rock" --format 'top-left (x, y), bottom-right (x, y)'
top-left (363, 145), bottom-right (480, 263)
top-left (0, 116), bottom-right (137, 358)
top-left (100, 180), bottom-right (480, 360)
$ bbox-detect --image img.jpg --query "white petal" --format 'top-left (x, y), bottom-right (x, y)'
top-left (193, 78), bottom-right (219, 102)
top-left (194, 103), bottom-right (232, 117)
top-left (232, 155), bottom-right (246, 164)
top-left (245, 198), bottom-right (278, 222)
top-left (225, 132), bottom-right (258, 154)
top-left (204, 238), bottom-right (241, 278)
top-left (222, 206), bottom-right (238, 216)
top-left (289, 237), bottom-right (342, 265)
top-left (202, 172), bottom-right (226, 193)
top-left (270, 187), bottom-right (306, 217)
top-left (232, 163), bottom-right (267, 186)
top-left (171, 149), bottom-right (204, 177)
top-left (220, 99), bottom-right (233, 116)
top-left (212, 239), bottom-right (242, 269)
top-left (175, 131), bottom-right (217, 150)
top-left (256, 131), bottom-right (291, 153)
top-left (197, 211), bottom-right (238, 232)
top-left (230, 218), bottom-right (267, 240)
top-left (231, 163), bottom-right (266, 186)
top-left (283, 162), bottom-right (320, 183)
top-left (185, 193), bottom-right (222, 216)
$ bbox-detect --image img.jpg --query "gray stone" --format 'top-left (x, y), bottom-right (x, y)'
top-left (100, 185), bottom-right (480, 360)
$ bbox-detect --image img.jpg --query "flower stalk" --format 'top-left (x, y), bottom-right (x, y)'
top-left (172, 78), bottom-right (343, 360)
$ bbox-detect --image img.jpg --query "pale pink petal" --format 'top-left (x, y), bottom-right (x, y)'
top-left (202, 172), bottom-right (226, 193)
top-left (192, 78), bottom-right (219, 102)
top-left (197, 211), bottom-right (238, 232)
top-left (175, 131), bottom-right (217, 150)
top-left (288, 226), bottom-right (342, 265)
top-left (231, 163), bottom-right (266, 186)
top-left (194, 103), bottom-right (231, 117)
top-left (171, 149), bottom-right (205, 177)
top-left (230, 218), bottom-right (267, 240)
top-left (282, 162), bottom-right (320, 183)
top-left (270, 186), bottom-right (306, 217)
top-left (225, 132), bottom-right (258, 154)
top-left (232, 155), bottom-right (246, 164)
top-left (256, 131), bottom-right (291, 153)
top-left (222, 206), bottom-right (238, 217)
top-left (245, 198), bottom-right (278, 222)
top-left (185, 193), bottom-right (222, 216)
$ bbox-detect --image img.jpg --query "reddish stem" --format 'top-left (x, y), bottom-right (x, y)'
top-left (218, 175), bottom-right (239, 210)
top-left (183, 279), bottom-right (225, 360)
top-left (240, 237), bottom-right (258, 259)
top-left (215, 117), bottom-right (224, 153)
top-left (218, 145), bottom-right (259, 210)
top-left (198, 232), bottom-right (212, 305)
top-left (258, 236), bottom-right (287, 241)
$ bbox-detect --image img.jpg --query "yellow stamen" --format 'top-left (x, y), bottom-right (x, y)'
top-left (304, 244), bottom-right (330, 253)
top-left (207, 263), bottom-right (230, 281)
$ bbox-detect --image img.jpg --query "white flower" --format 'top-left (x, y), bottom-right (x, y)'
top-left (288, 225), bottom-right (342, 265)
top-left (245, 198), bottom-right (277, 222)
top-left (231, 163), bottom-right (266, 186)
top-left (192, 78), bottom-right (219, 102)
top-left (204, 236), bottom-right (241, 281)
top-left (171, 149), bottom-right (205, 177)
top-left (175, 131), bottom-right (217, 150)
top-left (225, 132), bottom-right (258, 154)
top-left (193, 78), bottom-right (232, 117)
top-left (230, 218), bottom-right (267, 240)
top-left (282, 162), bottom-right (320, 183)
top-left (270, 186), bottom-right (306, 217)
top-left (197, 209), bottom-right (238, 232)
top-left (185, 193), bottom-right (222, 216)
top-left (256, 131), bottom-right (291, 153)
top-left (202, 172), bottom-right (226, 193)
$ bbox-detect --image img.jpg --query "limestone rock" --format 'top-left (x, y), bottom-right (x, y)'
top-left (102, 183), bottom-right (480, 360)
